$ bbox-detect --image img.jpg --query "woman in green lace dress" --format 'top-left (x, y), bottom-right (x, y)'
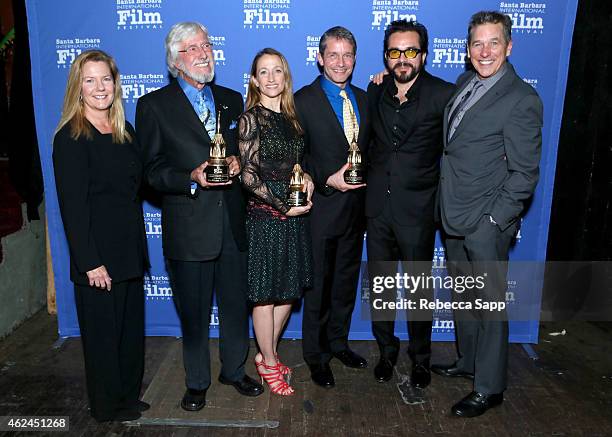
top-left (239, 48), bottom-right (313, 396)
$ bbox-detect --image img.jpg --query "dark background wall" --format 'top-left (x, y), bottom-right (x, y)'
top-left (546, 0), bottom-right (612, 261)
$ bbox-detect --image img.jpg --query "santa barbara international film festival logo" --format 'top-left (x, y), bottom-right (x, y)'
top-left (431, 36), bottom-right (467, 70)
top-left (243, 0), bottom-right (291, 30)
top-left (144, 274), bottom-right (172, 300)
top-left (116, 0), bottom-right (163, 31)
top-left (242, 73), bottom-right (251, 100)
top-left (143, 211), bottom-right (162, 239)
top-left (499, 1), bottom-right (545, 34)
top-left (370, 0), bottom-right (418, 31)
top-left (305, 35), bottom-right (319, 66)
top-left (121, 72), bottom-right (165, 104)
top-left (209, 35), bottom-right (227, 66)
top-left (523, 77), bottom-right (539, 90)
top-left (55, 37), bottom-right (101, 68)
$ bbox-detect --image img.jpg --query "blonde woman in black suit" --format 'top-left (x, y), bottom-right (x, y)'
top-left (53, 50), bottom-right (148, 423)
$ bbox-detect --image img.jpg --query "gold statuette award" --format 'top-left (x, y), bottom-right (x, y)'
top-left (205, 112), bottom-right (230, 183)
top-left (286, 163), bottom-right (307, 207)
top-left (343, 135), bottom-right (364, 184)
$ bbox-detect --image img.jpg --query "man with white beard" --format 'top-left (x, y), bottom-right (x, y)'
top-left (136, 21), bottom-right (263, 412)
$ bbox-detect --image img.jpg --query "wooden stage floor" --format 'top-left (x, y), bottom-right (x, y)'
top-left (0, 311), bottom-right (610, 436)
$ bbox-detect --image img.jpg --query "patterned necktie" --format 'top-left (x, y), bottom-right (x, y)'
top-left (196, 90), bottom-right (216, 138)
top-left (339, 89), bottom-right (359, 143)
top-left (447, 80), bottom-right (482, 141)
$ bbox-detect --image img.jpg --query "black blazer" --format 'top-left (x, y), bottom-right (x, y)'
top-left (135, 81), bottom-right (247, 260)
top-left (295, 77), bottom-right (370, 237)
top-left (53, 122), bottom-right (148, 286)
top-left (439, 63), bottom-right (543, 235)
top-left (366, 71), bottom-right (455, 225)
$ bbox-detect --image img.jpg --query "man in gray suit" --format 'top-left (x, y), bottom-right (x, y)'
top-left (434, 11), bottom-right (543, 417)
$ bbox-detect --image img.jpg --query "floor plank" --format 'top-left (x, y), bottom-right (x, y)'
top-left (0, 311), bottom-right (610, 436)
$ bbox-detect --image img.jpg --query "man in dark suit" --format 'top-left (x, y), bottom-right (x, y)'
top-left (366, 20), bottom-right (455, 388)
top-left (136, 21), bottom-right (262, 411)
top-left (435, 11), bottom-right (543, 417)
top-left (295, 26), bottom-right (370, 388)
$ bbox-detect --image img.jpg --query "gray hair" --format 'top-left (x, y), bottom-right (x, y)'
top-left (318, 26), bottom-right (357, 55)
top-left (467, 11), bottom-right (512, 45)
top-left (165, 21), bottom-right (208, 77)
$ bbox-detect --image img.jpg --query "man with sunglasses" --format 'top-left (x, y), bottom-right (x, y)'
top-left (366, 19), bottom-right (454, 387)
top-left (136, 21), bottom-right (263, 412)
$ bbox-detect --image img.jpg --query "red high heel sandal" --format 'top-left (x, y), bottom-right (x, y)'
top-left (275, 353), bottom-right (292, 378)
top-left (256, 360), bottom-right (294, 396)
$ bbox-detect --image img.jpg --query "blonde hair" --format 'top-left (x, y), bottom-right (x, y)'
top-left (246, 48), bottom-right (303, 135)
top-left (55, 50), bottom-right (131, 144)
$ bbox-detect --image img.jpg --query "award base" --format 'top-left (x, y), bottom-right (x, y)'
top-left (205, 158), bottom-right (229, 183)
top-left (344, 165), bottom-right (364, 185)
top-left (286, 188), bottom-right (307, 207)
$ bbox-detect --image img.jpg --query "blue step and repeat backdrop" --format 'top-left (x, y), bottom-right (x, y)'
top-left (26, 0), bottom-right (578, 342)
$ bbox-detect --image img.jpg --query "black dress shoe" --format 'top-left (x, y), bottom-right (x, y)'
top-left (374, 358), bottom-right (394, 382)
top-left (309, 363), bottom-right (335, 388)
top-left (133, 400), bottom-right (150, 412)
top-left (218, 374), bottom-right (264, 397)
top-left (333, 349), bottom-right (368, 368)
top-left (431, 363), bottom-right (474, 380)
top-left (411, 363), bottom-right (431, 389)
top-left (451, 391), bottom-right (503, 417)
top-left (181, 388), bottom-right (206, 411)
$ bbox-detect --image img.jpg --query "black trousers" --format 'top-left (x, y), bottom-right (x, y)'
top-left (74, 278), bottom-right (144, 420)
top-left (367, 199), bottom-right (435, 364)
top-left (302, 220), bottom-right (364, 366)
top-left (167, 222), bottom-right (249, 391)
top-left (444, 215), bottom-right (516, 394)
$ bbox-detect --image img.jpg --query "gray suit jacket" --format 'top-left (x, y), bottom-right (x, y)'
top-left (439, 63), bottom-right (543, 236)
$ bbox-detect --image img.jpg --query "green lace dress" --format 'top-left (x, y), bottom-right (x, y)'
top-left (239, 105), bottom-right (312, 303)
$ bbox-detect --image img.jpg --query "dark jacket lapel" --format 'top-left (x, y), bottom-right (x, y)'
top-left (351, 83), bottom-right (368, 147)
top-left (210, 84), bottom-right (230, 134)
top-left (373, 76), bottom-right (395, 147)
top-left (169, 80), bottom-right (212, 143)
top-left (312, 78), bottom-right (350, 147)
top-left (443, 71), bottom-right (474, 145)
top-left (450, 64), bottom-right (518, 142)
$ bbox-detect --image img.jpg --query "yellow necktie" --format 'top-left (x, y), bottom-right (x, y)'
top-left (339, 89), bottom-right (359, 143)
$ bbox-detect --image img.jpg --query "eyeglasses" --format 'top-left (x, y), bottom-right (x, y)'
top-left (386, 47), bottom-right (422, 59)
top-left (178, 42), bottom-right (214, 55)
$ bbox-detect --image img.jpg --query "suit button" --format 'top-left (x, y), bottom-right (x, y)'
top-left (218, 199), bottom-right (223, 206)
top-left (444, 150), bottom-right (448, 155)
